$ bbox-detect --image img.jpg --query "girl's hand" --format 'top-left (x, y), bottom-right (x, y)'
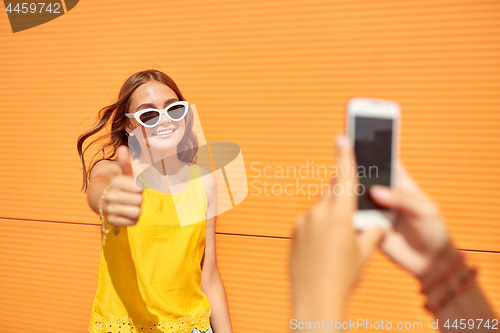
top-left (369, 164), bottom-right (457, 281)
top-left (290, 136), bottom-right (384, 322)
top-left (102, 145), bottom-right (144, 227)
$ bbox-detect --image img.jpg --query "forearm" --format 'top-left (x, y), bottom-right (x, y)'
top-left (293, 305), bottom-right (344, 332)
top-left (202, 273), bottom-right (232, 333)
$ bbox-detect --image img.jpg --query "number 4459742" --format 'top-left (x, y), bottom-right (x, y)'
top-left (5, 3), bottom-right (62, 14)
top-left (444, 319), bottom-right (498, 330)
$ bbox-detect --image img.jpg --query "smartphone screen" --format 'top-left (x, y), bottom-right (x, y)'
top-left (354, 116), bottom-right (393, 210)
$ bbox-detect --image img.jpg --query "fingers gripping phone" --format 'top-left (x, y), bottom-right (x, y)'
top-left (346, 97), bottom-right (400, 230)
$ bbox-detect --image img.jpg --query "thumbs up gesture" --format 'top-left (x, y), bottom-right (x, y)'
top-left (103, 145), bottom-right (144, 228)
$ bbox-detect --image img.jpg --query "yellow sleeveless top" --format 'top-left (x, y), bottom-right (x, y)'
top-left (88, 164), bottom-right (211, 333)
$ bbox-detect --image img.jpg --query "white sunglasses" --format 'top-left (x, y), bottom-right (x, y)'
top-left (125, 101), bottom-right (189, 128)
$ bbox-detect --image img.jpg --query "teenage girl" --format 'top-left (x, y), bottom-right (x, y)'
top-left (77, 69), bottom-right (233, 333)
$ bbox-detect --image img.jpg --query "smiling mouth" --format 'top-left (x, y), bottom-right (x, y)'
top-left (152, 129), bottom-right (176, 137)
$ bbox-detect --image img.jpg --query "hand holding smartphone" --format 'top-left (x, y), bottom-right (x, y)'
top-left (346, 97), bottom-right (400, 230)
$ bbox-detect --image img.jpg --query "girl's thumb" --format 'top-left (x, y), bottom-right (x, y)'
top-left (117, 145), bottom-right (134, 177)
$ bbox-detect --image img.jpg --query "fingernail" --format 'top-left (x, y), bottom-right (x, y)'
top-left (336, 135), bottom-right (346, 149)
top-left (371, 186), bottom-right (391, 200)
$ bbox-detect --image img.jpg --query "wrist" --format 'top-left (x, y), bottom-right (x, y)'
top-left (423, 261), bottom-right (468, 306)
top-left (424, 265), bottom-right (477, 314)
top-left (99, 184), bottom-right (111, 219)
top-left (99, 184), bottom-right (114, 246)
top-left (417, 245), bottom-right (478, 314)
top-left (292, 282), bottom-right (346, 324)
top-left (417, 242), bottom-right (458, 286)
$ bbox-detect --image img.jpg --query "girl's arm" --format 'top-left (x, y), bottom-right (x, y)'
top-left (200, 170), bottom-right (233, 333)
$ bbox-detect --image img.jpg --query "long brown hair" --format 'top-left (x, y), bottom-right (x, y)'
top-left (76, 69), bottom-right (199, 193)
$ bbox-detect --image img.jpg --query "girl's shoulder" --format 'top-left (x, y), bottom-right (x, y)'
top-left (195, 164), bottom-right (213, 179)
top-left (196, 165), bottom-right (217, 197)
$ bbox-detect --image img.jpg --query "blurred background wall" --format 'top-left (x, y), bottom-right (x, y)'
top-left (0, 0), bottom-right (499, 332)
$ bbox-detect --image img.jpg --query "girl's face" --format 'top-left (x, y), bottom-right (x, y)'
top-left (127, 81), bottom-right (186, 154)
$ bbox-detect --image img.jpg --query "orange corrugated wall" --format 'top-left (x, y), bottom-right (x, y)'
top-left (1, 0), bottom-right (499, 332)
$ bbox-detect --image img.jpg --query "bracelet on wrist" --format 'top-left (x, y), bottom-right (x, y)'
top-left (420, 250), bottom-right (478, 313)
top-left (420, 252), bottom-right (464, 294)
top-left (99, 184), bottom-right (119, 246)
top-left (424, 267), bottom-right (478, 313)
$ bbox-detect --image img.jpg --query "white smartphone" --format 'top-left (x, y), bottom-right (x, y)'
top-left (346, 97), bottom-right (400, 230)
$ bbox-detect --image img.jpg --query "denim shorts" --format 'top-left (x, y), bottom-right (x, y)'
top-left (191, 325), bottom-right (212, 333)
